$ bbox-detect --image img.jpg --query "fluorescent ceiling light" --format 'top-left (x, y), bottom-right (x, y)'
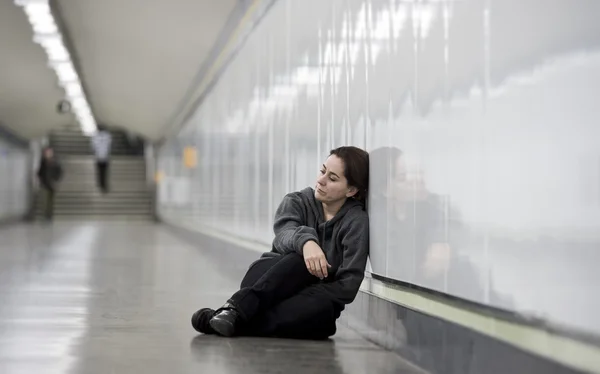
top-left (71, 97), bottom-right (86, 110)
top-left (58, 78), bottom-right (80, 89)
top-left (29, 16), bottom-right (57, 34)
top-left (76, 108), bottom-right (92, 119)
top-left (34, 35), bottom-right (69, 61)
top-left (46, 44), bottom-right (69, 61)
top-left (77, 106), bottom-right (93, 117)
top-left (64, 82), bottom-right (82, 98)
top-left (79, 115), bottom-right (96, 126)
top-left (15, 0), bottom-right (97, 134)
top-left (21, 1), bottom-right (50, 16)
top-left (81, 127), bottom-right (97, 136)
top-left (22, 2), bottom-right (58, 34)
top-left (51, 61), bottom-right (78, 83)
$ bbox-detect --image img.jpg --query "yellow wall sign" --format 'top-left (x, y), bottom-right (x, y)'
top-left (155, 171), bottom-right (164, 183)
top-left (183, 146), bottom-right (197, 168)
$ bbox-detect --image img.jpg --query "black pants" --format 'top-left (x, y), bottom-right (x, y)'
top-left (230, 252), bottom-right (341, 340)
top-left (96, 161), bottom-right (109, 192)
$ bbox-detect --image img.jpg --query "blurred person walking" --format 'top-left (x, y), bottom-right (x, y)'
top-left (36, 147), bottom-right (62, 221)
top-left (92, 125), bottom-right (112, 193)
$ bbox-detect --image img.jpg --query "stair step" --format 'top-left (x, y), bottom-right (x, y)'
top-left (40, 219), bottom-right (154, 222)
top-left (57, 182), bottom-right (148, 186)
top-left (49, 129), bottom-right (142, 157)
top-left (53, 189), bottom-right (150, 194)
top-left (34, 216), bottom-right (154, 221)
top-left (53, 191), bottom-right (151, 195)
top-left (52, 201), bottom-right (152, 206)
top-left (35, 209), bottom-right (153, 214)
top-left (51, 142), bottom-right (130, 147)
top-left (59, 184), bottom-right (147, 188)
top-left (60, 176), bottom-right (147, 181)
top-left (50, 204), bottom-right (153, 209)
top-left (53, 151), bottom-right (133, 156)
top-left (59, 162), bottom-right (145, 167)
top-left (36, 203), bottom-right (152, 208)
top-left (59, 169), bottom-right (146, 173)
top-left (52, 197), bottom-right (152, 202)
top-left (58, 178), bottom-right (147, 181)
top-left (54, 183), bottom-right (148, 187)
top-left (58, 155), bottom-right (144, 160)
top-left (59, 160), bottom-right (145, 164)
top-left (51, 139), bottom-right (129, 144)
top-left (51, 145), bottom-right (129, 148)
top-left (61, 173), bottom-right (147, 177)
top-left (50, 137), bottom-right (128, 142)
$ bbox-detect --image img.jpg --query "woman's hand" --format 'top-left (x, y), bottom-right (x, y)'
top-left (302, 241), bottom-right (331, 279)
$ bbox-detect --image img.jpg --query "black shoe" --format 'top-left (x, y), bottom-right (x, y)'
top-left (191, 308), bottom-right (216, 334)
top-left (209, 302), bottom-right (241, 337)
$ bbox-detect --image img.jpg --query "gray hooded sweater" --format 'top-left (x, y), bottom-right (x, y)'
top-left (265, 186), bottom-right (369, 307)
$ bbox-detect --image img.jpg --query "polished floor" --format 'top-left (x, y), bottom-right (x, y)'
top-left (0, 222), bottom-right (420, 374)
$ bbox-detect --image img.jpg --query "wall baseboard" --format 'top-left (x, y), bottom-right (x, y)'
top-left (340, 288), bottom-right (589, 374)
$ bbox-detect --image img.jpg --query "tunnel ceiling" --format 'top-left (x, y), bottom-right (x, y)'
top-left (0, 0), bottom-right (237, 141)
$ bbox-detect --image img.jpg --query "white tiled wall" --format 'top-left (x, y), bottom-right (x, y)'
top-left (157, 0), bottom-right (600, 335)
top-left (0, 137), bottom-right (29, 221)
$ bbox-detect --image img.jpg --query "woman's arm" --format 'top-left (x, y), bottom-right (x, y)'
top-left (314, 211), bottom-right (369, 305)
top-left (272, 193), bottom-right (319, 255)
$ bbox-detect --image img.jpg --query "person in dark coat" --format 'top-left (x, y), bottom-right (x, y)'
top-left (36, 147), bottom-right (63, 220)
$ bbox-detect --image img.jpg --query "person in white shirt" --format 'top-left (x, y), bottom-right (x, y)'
top-left (91, 125), bottom-right (112, 193)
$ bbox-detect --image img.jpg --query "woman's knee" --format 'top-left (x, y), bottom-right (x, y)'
top-left (282, 251), bottom-right (309, 270)
top-left (240, 252), bottom-right (305, 289)
top-left (240, 257), bottom-right (272, 288)
top-left (283, 251), bottom-right (303, 260)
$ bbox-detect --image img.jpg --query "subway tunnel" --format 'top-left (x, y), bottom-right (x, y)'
top-left (1, 0), bottom-right (600, 373)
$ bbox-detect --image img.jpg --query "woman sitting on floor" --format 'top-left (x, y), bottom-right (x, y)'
top-left (191, 146), bottom-right (370, 340)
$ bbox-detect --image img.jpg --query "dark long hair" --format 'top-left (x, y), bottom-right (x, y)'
top-left (329, 146), bottom-right (369, 206)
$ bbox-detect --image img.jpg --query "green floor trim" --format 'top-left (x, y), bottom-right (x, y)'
top-left (362, 277), bottom-right (600, 374)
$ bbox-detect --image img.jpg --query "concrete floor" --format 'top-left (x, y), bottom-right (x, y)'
top-left (0, 222), bottom-right (420, 374)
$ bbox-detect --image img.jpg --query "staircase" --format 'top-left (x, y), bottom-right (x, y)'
top-left (33, 128), bottom-right (154, 220)
top-left (48, 127), bottom-right (142, 156)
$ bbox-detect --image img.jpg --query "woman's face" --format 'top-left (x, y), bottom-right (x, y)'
top-left (314, 155), bottom-right (356, 203)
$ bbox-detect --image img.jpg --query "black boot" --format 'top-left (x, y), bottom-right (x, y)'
top-left (191, 308), bottom-right (216, 334)
top-left (209, 302), bottom-right (242, 337)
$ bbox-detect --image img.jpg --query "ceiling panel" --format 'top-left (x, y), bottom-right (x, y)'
top-left (56, 0), bottom-right (238, 141)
